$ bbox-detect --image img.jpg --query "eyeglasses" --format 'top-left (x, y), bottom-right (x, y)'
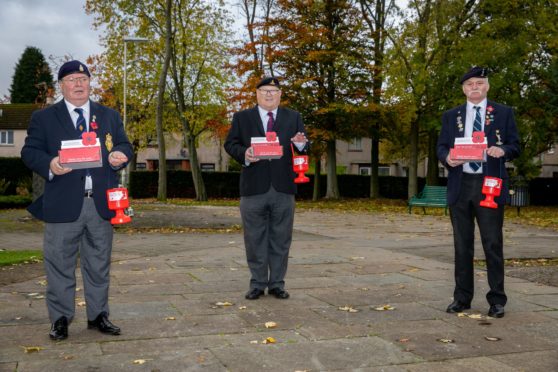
top-left (258, 88), bottom-right (281, 95)
top-left (62, 76), bottom-right (90, 84)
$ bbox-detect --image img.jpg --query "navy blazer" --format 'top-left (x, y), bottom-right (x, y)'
top-left (437, 100), bottom-right (520, 206)
top-left (21, 100), bottom-right (133, 222)
top-left (224, 106), bottom-right (308, 196)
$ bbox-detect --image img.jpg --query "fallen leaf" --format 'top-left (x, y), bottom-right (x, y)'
top-left (62, 355), bottom-right (75, 360)
top-left (215, 301), bottom-right (234, 306)
top-left (398, 338), bottom-right (410, 343)
top-left (262, 337), bottom-right (276, 344)
top-left (238, 306), bottom-right (247, 310)
top-left (359, 287), bottom-right (369, 291)
top-left (133, 359), bottom-right (148, 365)
top-left (21, 346), bottom-right (43, 353)
top-left (374, 304), bottom-right (395, 311)
top-left (457, 313), bottom-right (467, 317)
top-left (230, 267), bottom-right (238, 271)
top-left (338, 306), bottom-right (359, 313)
top-left (437, 338), bottom-right (454, 343)
top-left (484, 336), bottom-right (501, 341)
top-left (15, 317), bottom-right (22, 320)
top-left (467, 314), bottom-right (483, 319)
top-left (165, 316), bottom-right (176, 320)
top-left (249, 340), bottom-right (259, 344)
top-left (36, 280), bottom-right (47, 286)
top-left (265, 321), bottom-right (277, 328)
top-left (77, 301), bottom-right (86, 307)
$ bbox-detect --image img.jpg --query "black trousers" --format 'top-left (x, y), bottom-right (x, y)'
top-left (449, 173), bottom-right (507, 306)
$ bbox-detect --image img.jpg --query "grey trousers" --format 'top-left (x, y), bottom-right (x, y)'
top-left (43, 197), bottom-right (113, 322)
top-left (240, 186), bottom-right (295, 291)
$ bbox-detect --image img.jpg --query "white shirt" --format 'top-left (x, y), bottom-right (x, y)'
top-left (463, 98), bottom-right (487, 174)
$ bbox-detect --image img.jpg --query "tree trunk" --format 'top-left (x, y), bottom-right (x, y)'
top-left (408, 119), bottom-right (419, 199)
top-left (155, 0), bottom-right (172, 201)
top-left (325, 140), bottom-right (339, 199)
top-left (312, 157), bottom-right (321, 201)
top-left (426, 128), bottom-right (439, 186)
top-left (186, 133), bottom-right (207, 201)
top-left (370, 137), bottom-right (380, 198)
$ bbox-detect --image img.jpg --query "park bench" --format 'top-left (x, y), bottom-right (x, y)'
top-left (408, 185), bottom-right (448, 215)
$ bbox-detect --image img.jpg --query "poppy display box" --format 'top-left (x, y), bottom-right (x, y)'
top-left (59, 139), bottom-right (102, 169)
top-left (251, 132), bottom-right (283, 159)
top-left (450, 132), bottom-right (487, 162)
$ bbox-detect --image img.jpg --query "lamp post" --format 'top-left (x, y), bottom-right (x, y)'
top-left (122, 35), bottom-right (149, 187)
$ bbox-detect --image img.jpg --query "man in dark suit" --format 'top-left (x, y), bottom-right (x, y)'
top-left (224, 77), bottom-right (308, 300)
top-left (21, 60), bottom-right (133, 340)
top-left (437, 66), bottom-right (520, 318)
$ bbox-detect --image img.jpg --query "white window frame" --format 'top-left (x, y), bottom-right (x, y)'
top-left (0, 130), bottom-right (14, 145)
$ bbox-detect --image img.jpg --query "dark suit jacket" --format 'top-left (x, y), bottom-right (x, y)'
top-left (437, 100), bottom-right (520, 206)
top-left (224, 106), bottom-right (307, 196)
top-left (21, 100), bottom-right (133, 223)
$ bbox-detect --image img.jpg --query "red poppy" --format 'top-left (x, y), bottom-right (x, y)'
top-left (90, 122), bottom-right (98, 130)
top-left (82, 131), bottom-right (97, 146)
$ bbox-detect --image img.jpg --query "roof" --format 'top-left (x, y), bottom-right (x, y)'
top-left (0, 104), bottom-right (42, 130)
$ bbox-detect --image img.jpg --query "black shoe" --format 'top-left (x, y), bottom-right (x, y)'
top-left (87, 312), bottom-right (121, 335)
top-left (245, 288), bottom-right (265, 300)
top-left (488, 304), bottom-right (505, 318)
top-left (446, 300), bottom-right (471, 313)
top-left (268, 288), bottom-right (290, 299)
top-left (49, 316), bottom-right (68, 340)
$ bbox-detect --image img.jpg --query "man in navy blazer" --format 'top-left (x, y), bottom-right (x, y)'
top-left (21, 60), bottom-right (133, 340)
top-left (437, 66), bottom-right (520, 318)
top-left (225, 76), bottom-right (308, 300)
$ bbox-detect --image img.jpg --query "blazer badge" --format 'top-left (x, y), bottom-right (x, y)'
top-left (105, 133), bottom-right (113, 152)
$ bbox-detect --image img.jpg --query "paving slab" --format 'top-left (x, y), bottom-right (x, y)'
top-left (1, 205), bottom-right (557, 371)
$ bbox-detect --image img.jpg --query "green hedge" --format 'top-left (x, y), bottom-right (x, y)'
top-left (0, 158), bottom-right (32, 195)
top-left (0, 195), bottom-right (32, 209)
top-left (129, 171), bottom-right (432, 200)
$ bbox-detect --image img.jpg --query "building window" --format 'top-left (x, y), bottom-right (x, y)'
top-left (200, 163), bottom-right (215, 172)
top-left (136, 163), bottom-right (147, 170)
top-left (348, 138), bottom-right (362, 152)
top-left (378, 166), bottom-right (390, 176)
top-left (548, 144), bottom-right (555, 154)
top-left (438, 167), bottom-right (446, 177)
top-left (0, 130), bottom-right (14, 145)
top-left (359, 166), bottom-right (371, 175)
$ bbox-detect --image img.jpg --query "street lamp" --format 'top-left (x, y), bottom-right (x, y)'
top-left (122, 35), bottom-right (149, 187)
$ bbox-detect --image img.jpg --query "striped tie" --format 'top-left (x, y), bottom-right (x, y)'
top-left (266, 112), bottom-right (274, 132)
top-left (470, 106), bottom-right (482, 172)
top-left (74, 108), bottom-right (87, 135)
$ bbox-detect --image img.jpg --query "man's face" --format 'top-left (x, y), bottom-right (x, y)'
top-left (256, 85), bottom-right (282, 111)
top-left (462, 77), bottom-right (489, 104)
top-left (59, 73), bottom-right (91, 106)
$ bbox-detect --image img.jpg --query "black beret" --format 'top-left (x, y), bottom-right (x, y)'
top-left (58, 60), bottom-right (91, 81)
top-left (256, 76), bottom-right (280, 89)
top-left (460, 66), bottom-right (488, 84)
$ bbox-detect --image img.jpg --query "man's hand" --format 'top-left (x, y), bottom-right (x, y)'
top-left (486, 146), bottom-right (505, 158)
top-left (445, 155), bottom-right (465, 168)
top-left (291, 132), bottom-right (308, 144)
top-left (50, 156), bottom-right (72, 175)
top-left (245, 147), bottom-right (260, 163)
top-left (109, 151), bottom-right (128, 167)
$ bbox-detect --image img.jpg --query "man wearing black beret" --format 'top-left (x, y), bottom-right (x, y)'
top-left (22, 60), bottom-right (133, 339)
top-left (225, 76), bottom-right (308, 300)
top-left (437, 66), bottom-right (520, 318)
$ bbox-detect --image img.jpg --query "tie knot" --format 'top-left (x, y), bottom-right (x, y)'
top-left (473, 106), bottom-right (481, 112)
top-left (268, 112), bottom-right (273, 118)
top-left (74, 108), bottom-right (84, 115)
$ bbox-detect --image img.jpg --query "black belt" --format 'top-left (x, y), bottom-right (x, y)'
top-left (84, 190), bottom-right (93, 197)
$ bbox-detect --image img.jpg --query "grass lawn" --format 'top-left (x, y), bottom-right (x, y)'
top-left (0, 250), bottom-right (43, 266)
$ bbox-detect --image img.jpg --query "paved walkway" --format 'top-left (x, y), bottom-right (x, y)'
top-left (1, 206), bottom-right (557, 371)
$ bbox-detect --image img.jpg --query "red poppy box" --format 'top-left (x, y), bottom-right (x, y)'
top-left (59, 138), bottom-right (102, 169)
top-left (251, 132), bottom-right (283, 159)
top-left (450, 131), bottom-right (487, 161)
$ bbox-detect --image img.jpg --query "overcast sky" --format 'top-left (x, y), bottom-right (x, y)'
top-left (0, 0), bottom-right (104, 100)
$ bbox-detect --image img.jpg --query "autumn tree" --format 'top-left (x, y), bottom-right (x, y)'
top-left (9, 46), bottom-right (53, 104)
top-left (264, 0), bottom-right (374, 199)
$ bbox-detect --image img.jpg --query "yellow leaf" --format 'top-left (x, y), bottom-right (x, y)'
top-left (338, 306), bottom-right (359, 313)
top-left (467, 314), bottom-right (483, 319)
top-left (165, 316), bottom-right (176, 320)
top-left (238, 306), bottom-right (247, 310)
top-left (374, 304), bottom-right (395, 311)
top-left (215, 301), bottom-right (233, 306)
top-left (133, 359), bottom-right (147, 365)
top-left (265, 321), bottom-right (277, 328)
top-left (437, 338), bottom-right (454, 343)
top-left (77, 301), bottom-right (86, 307)
top-left (21, 346), bottom-right (43, 353)
top-left (249, 340), bottom-right (259, 344)
top-left (457, 313), bottom-right (467, 317)
top-left (36, 280), bottom-right (47, 286)
top-left (484, 336), bottom-right (501, 341)
top-left (262, 337), bottom-right (276, 344)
